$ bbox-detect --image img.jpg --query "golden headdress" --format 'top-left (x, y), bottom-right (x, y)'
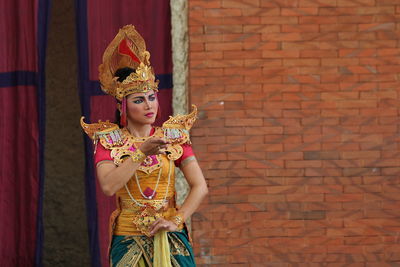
top-left (99, 25), bottom-right (159, 101)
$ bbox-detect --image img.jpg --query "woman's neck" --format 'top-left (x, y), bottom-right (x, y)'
top-left (126, 122), bottom-right (152, 137)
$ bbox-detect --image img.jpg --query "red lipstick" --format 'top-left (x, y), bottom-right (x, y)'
top-left (145, 112), bottom-right (154, 118)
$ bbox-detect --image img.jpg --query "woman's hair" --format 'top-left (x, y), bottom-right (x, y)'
top-left (114, 67), bottom-right (135, 126)
top-left (114, 67), bottom-right (135, 82)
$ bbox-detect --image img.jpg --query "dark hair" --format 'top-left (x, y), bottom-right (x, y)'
top-left (114, 67), bottom-right (135, 126)
top-left (114, 67), bottom-right (135, 82)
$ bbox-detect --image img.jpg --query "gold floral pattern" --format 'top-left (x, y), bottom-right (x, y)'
top-left (112, 233), bottom-right (192, 267)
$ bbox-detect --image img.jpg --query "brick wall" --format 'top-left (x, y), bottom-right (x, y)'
top-left (188, 0), bottom-right (400, 265)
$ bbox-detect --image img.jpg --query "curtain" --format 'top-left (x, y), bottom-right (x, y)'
top-left (0, 0), bottom-right (50, 266)
top-left (75, 1), bottom-right (173, 266)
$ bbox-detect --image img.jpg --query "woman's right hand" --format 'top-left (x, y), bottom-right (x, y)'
top-left (139, 137), bottom-right (169, 156)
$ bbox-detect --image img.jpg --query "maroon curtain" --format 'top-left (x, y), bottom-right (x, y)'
top-left (0, 0), bottom-right (49, 266)
top-left (76, 1), bottom-right (173, 266)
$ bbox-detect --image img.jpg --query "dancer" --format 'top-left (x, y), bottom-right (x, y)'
top-left (81, 25), bottom-right (207, 266)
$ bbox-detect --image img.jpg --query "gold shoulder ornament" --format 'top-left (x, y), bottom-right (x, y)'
top-left (162, 105), bottom-right (198, 161)
top-left (80, 116), bottom-right (125, 147)
top-left (80, 116), bottom-right (125, 151)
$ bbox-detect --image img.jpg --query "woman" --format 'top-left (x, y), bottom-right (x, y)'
top-left (81, 25), bottom-right (208, 266)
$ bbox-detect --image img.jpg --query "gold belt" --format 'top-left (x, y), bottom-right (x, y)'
top-left (120, 198), bottom-right (173, 211)
top-left (114, 198), bottom-right (177, 236)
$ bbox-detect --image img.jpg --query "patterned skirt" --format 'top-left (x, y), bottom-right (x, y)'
top-left (110, 229), bottom-right (196, 267)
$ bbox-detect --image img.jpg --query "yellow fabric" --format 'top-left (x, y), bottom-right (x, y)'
top-left (138, 257), bottom-right (147, 267)
top-left (153, 231), bottom-right (172, 267)
top-left (114, 207), bottom-right (177, 236)
top-left (114, 154), bottom-right (176, 235)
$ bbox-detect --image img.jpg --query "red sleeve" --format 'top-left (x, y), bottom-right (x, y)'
top-left (94, 142), bottom-right (113, 165)
top-left (175, 144), bottom-right (195, 167)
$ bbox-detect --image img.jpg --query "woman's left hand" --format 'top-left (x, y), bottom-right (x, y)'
top-left (149, 217), bottom-right (178, 236)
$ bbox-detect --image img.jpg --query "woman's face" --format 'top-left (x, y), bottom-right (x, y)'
top-left (126, 90), bottom-right (158, 125)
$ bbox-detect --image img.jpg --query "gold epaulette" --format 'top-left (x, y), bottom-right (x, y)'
top-left (162, 105), bottom-right (197, 146)
top-left (80, 117), bottom-right (125, 149)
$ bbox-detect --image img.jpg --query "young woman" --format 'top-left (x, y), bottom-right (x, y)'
top-left (81, 25), bottom-right (208, 267)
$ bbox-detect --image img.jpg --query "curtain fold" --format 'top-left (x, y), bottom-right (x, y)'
top-left (75, 1), bottom-right (173, 266)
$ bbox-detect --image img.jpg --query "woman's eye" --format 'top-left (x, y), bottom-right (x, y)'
top-left (149, 95), bottom-right (156, 101)
top-left (133, 99), bottom-right (143, 104)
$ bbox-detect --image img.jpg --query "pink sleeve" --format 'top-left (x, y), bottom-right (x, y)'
top-left (175, 144), bottom-right (195, 167)
top-left (94, 142), bottom-right (113, 165)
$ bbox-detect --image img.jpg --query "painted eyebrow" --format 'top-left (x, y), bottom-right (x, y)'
top-left (131, 94), bottom-right (155, 100)
top-left (131, 96), bottom-right (145, 100)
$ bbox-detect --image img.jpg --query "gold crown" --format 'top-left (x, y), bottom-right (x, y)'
top-left (99, 25), bottom-right (159, 101)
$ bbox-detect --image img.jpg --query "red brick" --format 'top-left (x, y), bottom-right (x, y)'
top-left (281, 7), bottom-right (318, 16)
top-left (262, 50), bottom-right (300, 58)
top-left (307, 185), bottom-right (343, 193)
top-left (299, 16), bottom-right (338, 24)
top-left (189, 1), bottom-right (222, 9)
top-left (207, 160), bottom-right (246, 170)
top-left (283, 58), bottom-right (320, 66)
top-left (205, 42), bottom-right (243, 51)
top-left (190, 34), bottom-right (223, 43)
top-left (246, 143), bottom-right (283, 152)
top-left (267, 185), bottom-right (305, 194)
top-left (204, 25), bottom-right (243, 34)
top-left (204, 8), bottom-right (242, 17)
top-left (282, 24), bottom-right (319, 33)
top-left (267, 151), bottom-right (303, 160)
top-left (298, 0), bottom-right (336, 7)
top-left (286, 160), bottom-right (322, 168)
top-left (286, 193), bottom-right (324, 202)
top-left (222, 0), bottom-right (260, 8)
top-left (326, 193), bottom-right (364, 202)
top-left (260, 16), bottom-right (298, 24)
top-left (338, 0), bottom-right (375, 6)
top-left (341, 151), bottom-right (381, 160)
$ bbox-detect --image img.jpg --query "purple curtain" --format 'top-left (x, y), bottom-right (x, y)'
top-left (0, 0), bottom-right (50, 266)
top-left (75, 1), bottom-right (173, 266)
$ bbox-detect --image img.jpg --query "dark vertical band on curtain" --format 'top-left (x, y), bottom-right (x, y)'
top-left (74, 0), bottom-right (102, 266)
top-left (35, 0), bottom-right (51, 266)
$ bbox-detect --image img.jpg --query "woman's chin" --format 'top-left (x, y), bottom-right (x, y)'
top-left (143, 117), bottom-right (156, 125)
top-left (126, 119), bottom-right (154, 126)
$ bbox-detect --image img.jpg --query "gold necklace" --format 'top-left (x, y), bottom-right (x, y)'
top-left (124, 159), bottom-right (172, 208)
top-left (134, 165), bottom-right (162, 199)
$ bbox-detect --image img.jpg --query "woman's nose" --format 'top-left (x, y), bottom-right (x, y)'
top-left (144, 99), bottom-right (151, 109)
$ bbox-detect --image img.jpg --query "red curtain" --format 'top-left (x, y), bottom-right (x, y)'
top-left (0, 0), bottom-right (49, 266)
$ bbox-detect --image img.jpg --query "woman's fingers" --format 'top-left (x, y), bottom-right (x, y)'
top-left (150, 219), bottom-right (166, 236)
top-left (148, 138), bottom-right (169, 146)
top-left (150, 218), bottom-right (162, 230)
top-left (149, 218), bottom-right (177, 236)
top-left (140, 138), bottom-right (170, 156)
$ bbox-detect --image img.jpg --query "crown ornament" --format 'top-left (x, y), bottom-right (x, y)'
top-left (99, 25), bottom-right (159, 101)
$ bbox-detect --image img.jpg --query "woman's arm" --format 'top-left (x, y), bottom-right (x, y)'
top-left (96, 159), bottom-right (141, 196)
top-left (149, 158), bottom-right (208, 235)
top-left (176, 159), bottom-right (208, 220)
top-left (96, 137), bottom-right (168, 196)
